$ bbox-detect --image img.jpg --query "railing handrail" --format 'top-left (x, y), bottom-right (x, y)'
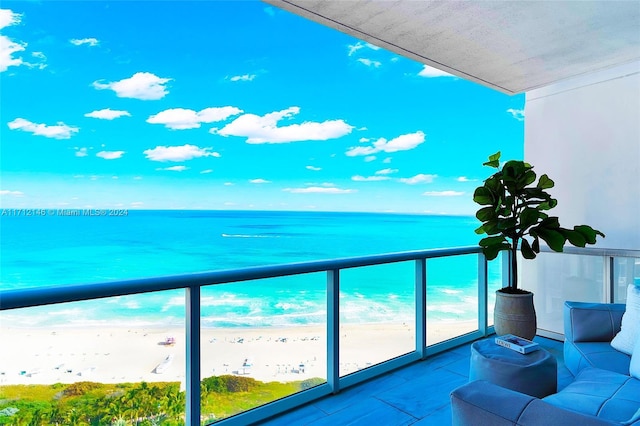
top-left (0, 245), bottom-right (481, 311)
top-left (3, 245), bottom-right (637, 311)
top-left (538, 245), bottom-right (640, 258)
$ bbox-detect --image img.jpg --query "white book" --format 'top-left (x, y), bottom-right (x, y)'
top-left (495, 334), bottom-right (540, 354)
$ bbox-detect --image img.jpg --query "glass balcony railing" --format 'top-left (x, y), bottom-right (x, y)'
top-left (0, 246), bottom-right (496, 425)
top-left (522, 247), bottom-right (640, 338)
top-left (3, 245), bottom-right (635, 425)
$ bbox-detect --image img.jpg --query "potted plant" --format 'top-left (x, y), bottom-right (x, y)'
top-left (473, 151), bottom-right (604, 339)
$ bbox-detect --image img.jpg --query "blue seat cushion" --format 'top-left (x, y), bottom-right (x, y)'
top-left (564, 340), bottom-right (631, 375)
top-left (544, 367), bottom-right (640, 424)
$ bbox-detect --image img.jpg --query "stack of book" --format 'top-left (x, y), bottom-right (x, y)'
top-left (495, 334), bottom-right (540, 354)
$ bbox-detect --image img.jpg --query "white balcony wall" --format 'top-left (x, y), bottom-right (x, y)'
top-left (522, 61), bottom-right (640, 335)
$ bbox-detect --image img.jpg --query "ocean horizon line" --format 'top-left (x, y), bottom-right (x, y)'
top-left (1, 207), bottom-right (476, 218)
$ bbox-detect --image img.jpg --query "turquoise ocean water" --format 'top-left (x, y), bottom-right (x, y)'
top-left (1, 211), bottom-right (499, 327)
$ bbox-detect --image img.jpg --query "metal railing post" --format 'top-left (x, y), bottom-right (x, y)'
top-left (478, 253), bottom-right (488, 336)
top-left (608, 256), bottom-right (615, 303)
top-left (415, 259), bottom-right (427, 359)
top-left (186, 286), bottom-right (201, 426)
top-left (327, 269), bottom-right (340, 394)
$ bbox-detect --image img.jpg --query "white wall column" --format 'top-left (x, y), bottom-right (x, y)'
top-left (523, 61), bottom-right (640, 334)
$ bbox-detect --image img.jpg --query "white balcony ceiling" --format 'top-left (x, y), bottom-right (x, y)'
top-left (264, 0), bottom-right (640, 94)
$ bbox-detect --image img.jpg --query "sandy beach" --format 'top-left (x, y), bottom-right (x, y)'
top-left (0, 321), bottom-right (476, 387)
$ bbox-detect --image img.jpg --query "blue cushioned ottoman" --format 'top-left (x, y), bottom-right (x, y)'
top-left (469, 338), bottom-right (557, 398)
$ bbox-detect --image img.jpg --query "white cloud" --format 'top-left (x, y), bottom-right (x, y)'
top-left (347, 41), bottom-right (380, 56)
top-left (418, 65), bottom-right (455, 78)
top-left (24, 51), bottom-right (47, 70)
top-left (507, 108), bottom-right (525, 121)
top-left (147, 107), bottom-right (242, 130)
top-left (364, 156), bottom-right (376, 162)
top-left (144, 144), bottom-right (220, 162)
top-left (423, 190), bottom-right (465, 196)
top-left (306, 165), bottom-right (321, 171)
top-left (93, 72), bottom-right (171, 100)
top-left (75, 147), bottom-right (88, 157)
top-left (457, 176), bottom-right (478, 182)
top-left (96, 150), bottom-right (125, 160)
top-left (347, 42), bottom-right (364, 56)
top-left (0, 9), bottom-right (21, 30)
top-left (383, 157), bottom-right (392, 164)
top-left (305, 182), bottom-right (336, 188)
top-left (0, 189), bottom-right (23, 196)
top-left (357, 58), bottom-right (381, 68)
top-left (214, 106), bottom-right (353, 144)
top-left (70, 38), bottom-right (99, 47)
top-left (156, 165), bottom-right (189, 172)
top-left (229, 74), bottom-right (255, 82)
top-left (200, 169), bottom-right (213, 174)
top-left (131, 201), bottom-right (144, 207)
top-left (8, 118), bottom-right (79, 139)
top-left (85, 108), bottom-right (131, 120)
top-left (359, 137), bottom-right (370, 143)
top-left (376, 168), bottom-right (398, 175)
top-left (284, 186), bottom-right (355, 194)
top-left (346, 131), bottom-right (425, 156)
top-left (250, 179), bottom-right (271, 184)
top-left (224, 182), bottom-right (234, 186)
top-left (352, 175), bottom-right (390, 182)
top-left (0, 9), bottom-right (25, 72)
top-left (399, 174), bottom-right (437, 184)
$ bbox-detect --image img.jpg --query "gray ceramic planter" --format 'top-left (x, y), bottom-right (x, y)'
top-left (494, 290), bottom-right (537, 340)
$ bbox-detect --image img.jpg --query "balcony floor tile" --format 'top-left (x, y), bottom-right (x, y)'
top-left (312, 372), bottom-right (409, 415)
top-left (376, 368), bottom-right (467, 419)
top-left (307, 398), bottom-right (416, 426)
top-left (260, 403), bottom-right (327, 426)
top-left (263, 336), bottom-right (568, 426)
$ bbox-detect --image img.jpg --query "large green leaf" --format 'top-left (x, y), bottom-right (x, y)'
top-left (482, 221), bottom-right (500, 235)
top-left (473, 187), bottom-right (494, 205)
top-left (531, 237), bottom-right (540, 253)
top-left (520, 239), bottom-right (537, 259)
top-left (537, 174), bottom-right (555, 189)
top-left (482, 244), bottom-right (508, 260)
top-left (479, 235), bottom-right (510, 260)
top-left (476, 206), bottom-right (497, 221)
top-left (540, 216), bottom-right (561, 229)
top-left (523, 188), bottom-right (551, 201)
top-left (474, 224), bottom-right (486, 235)
top-left (560, 229), bottom-right (587, 247)
top-left (483, 152), bottom-right (501, 168)
top-left (520, 207), bottom-right (540, 229)
top-left (574, 225), bottom-right (605, 244)
top-left (479, 235), bottom-right (507, 247)
top-left (536, 228), bottom-right (566, 252)
top-left (497, 217), bottom-right (517, 231)
top-left (519, 169), bottom-right (537, 188)
top-left (485, 175), bottom-right (502, 192)
top-left (538, 199), bottom-right (558, 210)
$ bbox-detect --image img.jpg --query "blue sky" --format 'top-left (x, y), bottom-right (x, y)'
top-left (0, 1), bottom-right (524, 215)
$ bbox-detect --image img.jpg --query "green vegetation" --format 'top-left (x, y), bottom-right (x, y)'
top-left (473, 151), bottom-right (604, 291)
top-left (0, 376), bottom-right (325, 425)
